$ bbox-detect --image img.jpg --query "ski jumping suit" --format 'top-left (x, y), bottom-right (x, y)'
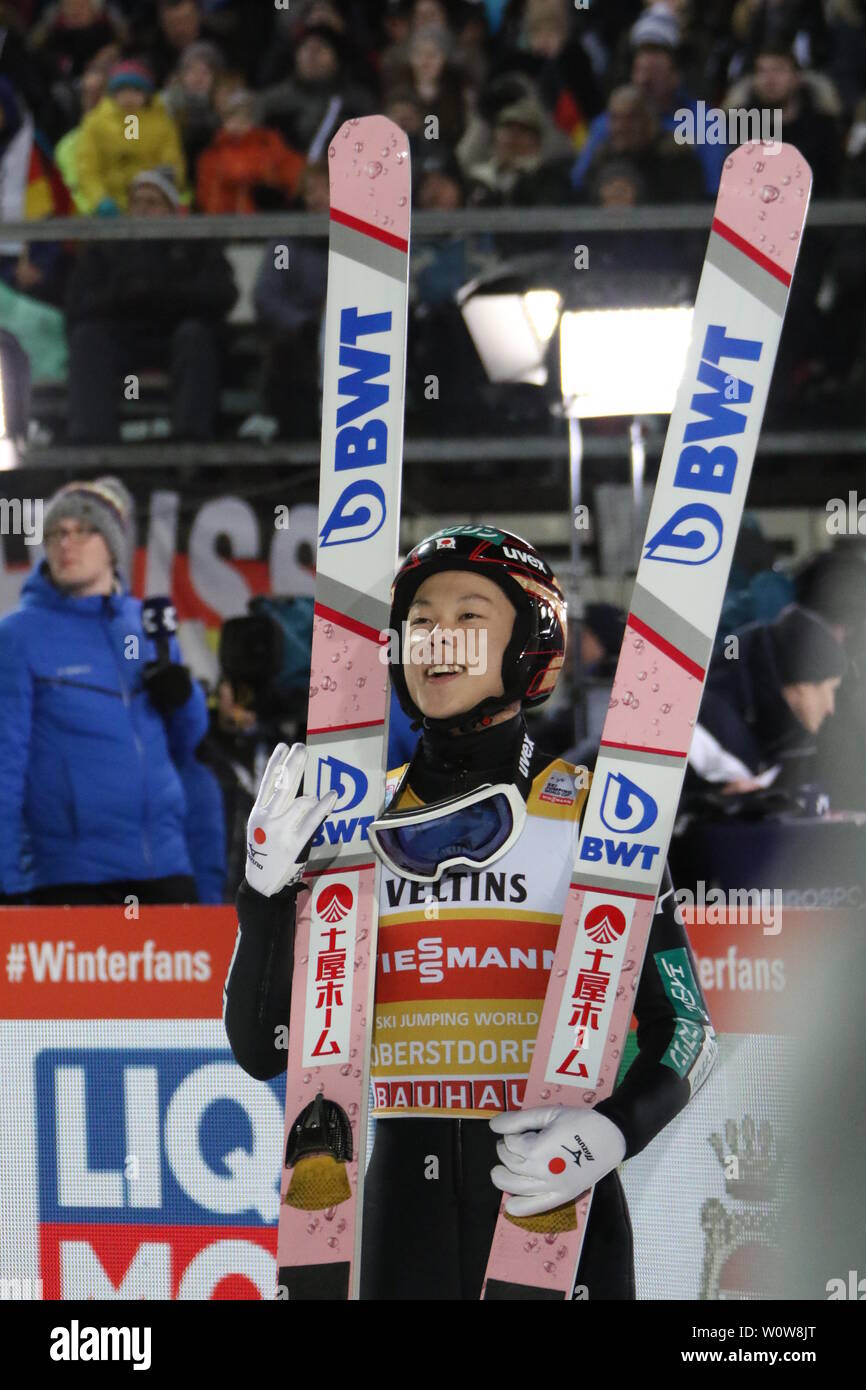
top-left (224, 714), bottom-right (717, 1300)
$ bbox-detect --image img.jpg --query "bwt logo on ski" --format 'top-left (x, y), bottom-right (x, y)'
top-left (316, 755), bottom-right (368, 812)
top-left (35, 1049), bottom-right (284, 1299)
top-left (320, 306), bottom-right (393, 548)
top-left (600, 772), bottom-right (657, 835)
top-left (646, 323), bottom-right (763, 567)
top-left (580, 771), bottom-right (661, 871)
top-left (310, 753), bottom-right (373, 845)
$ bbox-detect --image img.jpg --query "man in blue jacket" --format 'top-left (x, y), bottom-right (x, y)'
top-left (571, 30), bottom-right (726, 199)
top-left (0, 476), bottom-right (209, 904)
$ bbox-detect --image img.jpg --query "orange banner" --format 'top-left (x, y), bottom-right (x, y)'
top-left (681, 906), bottom-right (853, 1034)
top-left (0, 906), bottom-right (238, 1019)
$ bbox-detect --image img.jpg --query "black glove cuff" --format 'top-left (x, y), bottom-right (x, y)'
top-left (143, 660), bottom-right (194, 713)
top-left (235, 876), bottom-right (303, 932)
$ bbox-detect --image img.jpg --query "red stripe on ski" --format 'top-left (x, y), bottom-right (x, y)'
top-left (330, 206), bottom-right (409, 253)
top-left (570, 881), bottom-right (657, 901)
top-left (711, 216), bottom-right (792, 287)
top-left (600, 738), bottom-right (688, 758)
top-left (627, 612), bottom-right (705, 681)
top-left (307, 717), bottom-right (384, 735)
top-left (305, 861), bottom-right (377, 877)
top-left (314, 601), bottom-right (386, 645)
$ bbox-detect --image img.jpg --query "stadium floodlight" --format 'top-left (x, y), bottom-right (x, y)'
top-left (458, 284), bottom-right (696, 744)
top-left (559, 305), bottom-right (694, 561)
top-left (559, 306), bottom-right (694, 418)
top-left (460, 287), bottom-right (562, 386)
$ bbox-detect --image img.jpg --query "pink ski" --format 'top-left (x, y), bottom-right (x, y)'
top-left (276, 116), bottom-right (410, 1301)
top-left (482, 143), bottom-right (813, 1298)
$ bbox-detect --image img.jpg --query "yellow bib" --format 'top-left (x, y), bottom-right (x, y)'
top-left (371, 759), bottom-right (587, 1118)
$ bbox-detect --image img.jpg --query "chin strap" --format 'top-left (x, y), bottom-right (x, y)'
top-left (418, 692), bottom-right (524, 737)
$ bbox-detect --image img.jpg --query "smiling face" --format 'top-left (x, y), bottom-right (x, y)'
top-left (403, 568), bottom-right (518, 723)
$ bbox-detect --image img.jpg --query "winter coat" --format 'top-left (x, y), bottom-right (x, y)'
top-left (571, 91), bottom-right (726, 197)
top-left (255, 76), bottom-right (374, 155)
top-left (694, 622), bottom-right (815, 779)
top-left (176, 748), bottom-right (227, 904)
top-left (466, 151), bottom-right (573, 207)
top-left (196, 126), bottom-right (304, 214)
top-left (65, 236), bottom-right (237, 326)
top-left (75, 94), bottom-right (186, 211)
top-left (0, 563), bottom-right (209, 893)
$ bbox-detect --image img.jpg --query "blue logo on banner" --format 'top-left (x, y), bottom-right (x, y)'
top-left (35, 1049), bottom-right (284, 1228)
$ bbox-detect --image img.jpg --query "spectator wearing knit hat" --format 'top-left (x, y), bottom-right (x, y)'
top-left (256, 23), bottom-right (375, 159)
top-left (466, 94), bottom-right (573, 207)
top-left (572, 13), bottom-right (727, 198)
top-left (162, 39), bottom-right (224, 171)
top-left (689, 605), bottom-right (847, 794)
top-left (795, 549), bottom-right (866, 813)
top-left (75, 58), bottom-right (186, 213)
top-left (0, 476), bottom-right (209, 904)
top-left (65, 166), bottom-right (237, 441)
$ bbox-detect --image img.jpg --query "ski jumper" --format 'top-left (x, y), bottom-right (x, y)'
top-left (224, 714), bottom-right (716, 1299)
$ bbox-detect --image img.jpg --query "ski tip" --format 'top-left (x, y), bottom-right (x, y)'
top-left (713, 142), bottom-right (812, 283)
top-left (327, 116), bottom-right (411, 250)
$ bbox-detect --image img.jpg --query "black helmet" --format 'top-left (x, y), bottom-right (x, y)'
top-left (389, 524), bottom-right (567, 728)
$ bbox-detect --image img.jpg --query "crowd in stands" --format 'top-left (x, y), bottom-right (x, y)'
top-left (0, 0), bottom-right (861, 436)
top-left (0, 0), bottom-right (864, 433)
top-left (2, 0), bottom-right (864, 228)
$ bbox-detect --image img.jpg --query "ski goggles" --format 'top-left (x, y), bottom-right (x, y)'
top-left (367, 780), bottom-right (528, 884)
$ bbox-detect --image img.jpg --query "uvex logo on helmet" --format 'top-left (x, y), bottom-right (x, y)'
top-left (388, 526), bottom-right (566, 727)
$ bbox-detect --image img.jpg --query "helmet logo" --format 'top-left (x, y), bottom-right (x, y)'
top-left (502, 544), bottom-right (547, 574)
top-left (434, 537), bottom-right (456, 550)
top-left (518, 735), bottom-right (534, 779)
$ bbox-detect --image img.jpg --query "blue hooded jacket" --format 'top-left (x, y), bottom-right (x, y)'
top-left (0, 564), bottom-right (209, 893)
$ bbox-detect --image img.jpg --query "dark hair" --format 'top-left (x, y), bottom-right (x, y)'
top-left (754, 42), bottom-right (799, 68)
top-left (632, 42), bottom-right (679, 66)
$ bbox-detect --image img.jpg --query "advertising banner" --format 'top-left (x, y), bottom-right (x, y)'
top-left (0, 905), bottom-right (851, 1299)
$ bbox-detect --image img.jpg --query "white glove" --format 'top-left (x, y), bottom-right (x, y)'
top-left (245, 743), bottom-right (338, 897)
top-left (489, 1104), bottom-right (627, 1217)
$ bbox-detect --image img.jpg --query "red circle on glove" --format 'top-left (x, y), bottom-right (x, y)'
top-left (548, 1157), bottom-right (566, 1175)
top-left (253, 827), bottom-right (266, 844)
